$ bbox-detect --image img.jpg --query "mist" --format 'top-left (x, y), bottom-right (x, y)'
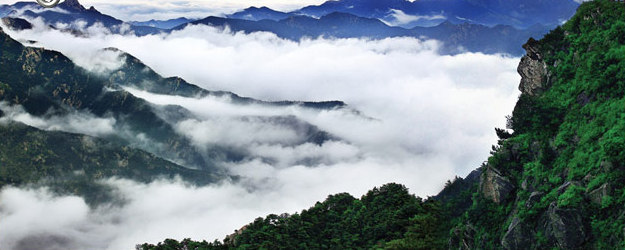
top-left (0, 19), bottom-right (522, 249)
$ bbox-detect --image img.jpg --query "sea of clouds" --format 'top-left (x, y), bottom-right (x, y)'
top-left (0, 19), bottom-right (521, 249)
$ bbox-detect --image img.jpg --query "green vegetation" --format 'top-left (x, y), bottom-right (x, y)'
top-left (0, 121), bottom-right (216, 203)
top-left (141, 1), bottom-right (625, 249)
top-left (456, 0), bottom-right (625, 248)
top-left (139, 182), bottom-right (474, 250)
top-left (0, 27), bottom-right (219, 201)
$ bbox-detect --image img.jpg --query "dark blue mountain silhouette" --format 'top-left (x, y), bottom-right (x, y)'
top-left (130, 17), bottom-right (196, 29)
top-left (178, 12), bottom-right (549, 56)
top-left (229, 0), bottom-right (579, 28)
top-left (227, 6), bottom-right (291, 21)
top-left (0, 0), bottom-right (163, 35)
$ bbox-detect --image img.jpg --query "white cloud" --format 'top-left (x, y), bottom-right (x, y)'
top-left (383, 9), bottom-right (446, 26)
top-left (0, 20), bottom-right (522, 248)
top-left (0, 102), bottom-right (117, 138)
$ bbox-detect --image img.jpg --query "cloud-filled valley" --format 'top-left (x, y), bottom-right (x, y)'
top-left (0, 19), bottom-right (522, 249)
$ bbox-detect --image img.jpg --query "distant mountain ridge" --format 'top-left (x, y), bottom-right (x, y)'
top-left (2, 0), bottom-right (571, 56)
top-left (0, 0), bottom-right (164, 35)
top-left (229, 0), bottom-right (579, 28)
top-left (130, 17), bottom-right (196, 30)
top-left (179, 12), bottom-right (549, 55)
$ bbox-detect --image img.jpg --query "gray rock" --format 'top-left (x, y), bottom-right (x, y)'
top-left (526, 191), bottom-right (544, 208)
top-left (600, 161), bottom-right (614, 172)
top-left (588, 183), bottom-right (611, 205)
top-left (480, 166), bottom-right (515, 204)
top-left (582, 173), bottom-right (593, 184)
top-left (557, 181), bottom-right (582, 194)
top-left (449, 224), bottom-right (477, 250)
top-left (502, 216), bottom-right (534, 250)
top-left (521, 176), bottom-right (536, 192)
top-left (518, 38), bottom-right (550, 96)
top-left (542, 202), bottom-right (587, 249)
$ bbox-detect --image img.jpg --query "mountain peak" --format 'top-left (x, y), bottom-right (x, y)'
top-left (60, 0), bottom-right (87, 12)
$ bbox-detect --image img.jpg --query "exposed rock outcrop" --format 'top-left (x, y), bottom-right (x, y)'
top-left (449, 224), bottom-right (477, 250)
top-left (588, 183), bottom-right (611, 205)
top-left (541, 202), bottom-right (588, 249)
top-left (502, 216), bottom-right (534, 250)
top-left (480, 165), bottom-right (515, 204)
top-left (526, 191), bottom-right (543, 208)
top-left (518, 38), bottom-right (550, 96)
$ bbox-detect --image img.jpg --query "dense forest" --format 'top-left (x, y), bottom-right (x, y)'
top-left (140, 1), bottom-right (625, 249)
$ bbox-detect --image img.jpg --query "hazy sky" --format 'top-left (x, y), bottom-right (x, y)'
top-left (1, 0), bottom-right (327, 21)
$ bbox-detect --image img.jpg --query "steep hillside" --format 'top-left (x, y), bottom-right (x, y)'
top-left (0, 26), bottom-right (214, 169)
top-left (0, 121), bottom-right (215, 204)
top-left (453, 1), bottom-right (625, 249)
top-left (141, 1), bottom-right (625, 249)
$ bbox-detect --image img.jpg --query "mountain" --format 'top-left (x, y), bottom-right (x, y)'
top-left (180, 12), bottom-right (549, 56)
top-left (290, 0), bottom-right (579, 28)
top-left (1, 16), bottom-right (32, 31)
top-left (130, 17), bottom-right (196, 29)
top-left (0, 25), bottom-right (216, 170)
top-left (0, 0), bottom-right (163, 35)
top-left (227, 6), bottom-right (291, 21)
top-left (0, 120), bottom-right (216, 204)
top-left (0, 22), bottom-right (344, 194)
top-left (2, 0), bottom-right (556, 56)
top-left (141, 1), bottom-right (625, 248)
top-left (105, 47), bottom-right (346, 109)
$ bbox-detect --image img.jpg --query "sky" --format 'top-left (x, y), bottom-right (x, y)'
top-left (0, 2), bottom-right (526, 249)
top-left (1, 0), bottom-right (328, 21)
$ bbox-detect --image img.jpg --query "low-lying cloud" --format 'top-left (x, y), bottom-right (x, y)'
top-left (0, 20), bottom-right (522, 249)
top-left (0, 102), bottom-right (117, 138)
top-left (384, 9), bottom-right (446, 26)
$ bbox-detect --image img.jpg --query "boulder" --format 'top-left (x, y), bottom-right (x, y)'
top-left (541, 202), bottom-right (587, 249)
top-left (449, 224), bottom-right (477, 250)
top-left (526, 191), bottom-right (543, 208)
top-left (502, 216), bottom-right (534, 250)
top-left (588, 183), bottom-right (611, 205)
top-left (480, 166), bottom-right (515, 204)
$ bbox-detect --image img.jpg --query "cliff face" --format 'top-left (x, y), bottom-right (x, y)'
top-left (452, 1), bottom-right (625, 249)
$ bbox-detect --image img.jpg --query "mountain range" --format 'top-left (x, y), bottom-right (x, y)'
top-left (4, 0), bottom-right (623, 249)
top-left (229, 0), bottom-right (579, 28)
top-left (0, 0), bottom-right (580, 56)
top-left (182, 13), bottom-right (550, 55)
top-left (0, 22), bottom-right (343, 199)
top-left (129, 17), bottom-right (197, 30)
